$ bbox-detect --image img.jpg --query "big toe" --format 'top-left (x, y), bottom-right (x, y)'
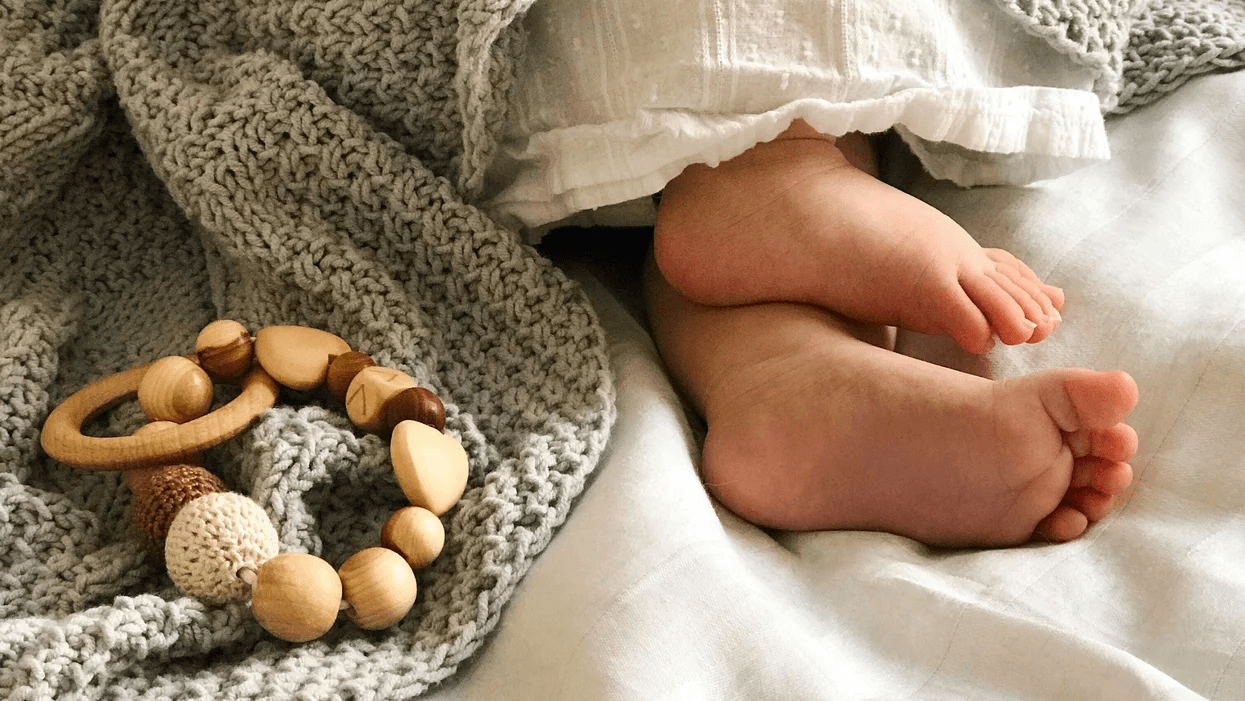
top-left (1037, 369), bottom-right (1139, 434)
top-left (1064, 370), bottom-right (1140, 430)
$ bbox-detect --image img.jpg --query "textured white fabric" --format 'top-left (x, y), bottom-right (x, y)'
top-left (485, 0), bottom-right (1107, 236)
top-left (426, 70), bottom-right (1245, 700)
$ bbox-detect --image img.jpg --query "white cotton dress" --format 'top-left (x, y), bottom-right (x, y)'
top-left (482, 0), bottom-right (1108, 240)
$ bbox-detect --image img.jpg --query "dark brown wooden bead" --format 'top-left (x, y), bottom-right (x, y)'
top-left (325, 351), bottom-right (377, 403)
top-left (382, 386), bottom-right (446, 433)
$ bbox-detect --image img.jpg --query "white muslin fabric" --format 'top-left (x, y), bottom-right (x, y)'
top-left (484, 0), bottom-right (1108, 238)
top-left (425, 70), bottom-right (1245, 701)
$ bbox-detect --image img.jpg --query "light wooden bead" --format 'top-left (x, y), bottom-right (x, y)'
top-left (195, 320), bottom-right (254, 381)
top-left (137, 356), bottom-right (213, 423)
top-left (338, 547), bottom-right (417, 630)
top-left (253, 326), bottom-right (351, 391)
top-left (390, 420), bottom-right (469, 516)
top-left (325, 351), bottom-right (376, 403)
top-left (382, 387), bottom-right (446, 433)
top-left (381, 507), bottom-right (445, 569)
top-left (251, 553), bottom-right (343, 643)
top-left (346, 366), bottom-right (418, 434)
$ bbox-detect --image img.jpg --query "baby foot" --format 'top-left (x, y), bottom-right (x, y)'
top-left (653, 123), bottom-right (1064, 354)
top-left (684, 301), bottom-right (1137, 547)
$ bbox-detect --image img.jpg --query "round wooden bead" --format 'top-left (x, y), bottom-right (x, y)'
top-left (137, 356), bottom-right (214, 423)
top-left (253, 326), bottom-right (351, 391)
top-left (382, 387), bottom-right (446, 433)
top-left (390, 420), bottom-right (469, 516)
top-left (346, 366), bottom-right (418, 434)
top-left (251, 552), bottom-right (343, 643)
top-left (338, 547), bottom-right (418, 630)
top-left (325, 351), bottom-right (376, 403)
top-left (195, 320), bottom-right (254, 381)
top-left (165, 492), bottom-right (280, 598)
top-left (381, 507), bottom-right (445, 569)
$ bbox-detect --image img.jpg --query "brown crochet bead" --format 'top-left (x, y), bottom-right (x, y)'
top-left (132, 464), bottom-right (228, 540)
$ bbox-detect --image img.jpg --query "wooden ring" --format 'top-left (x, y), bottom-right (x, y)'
top-left (40, 364), bottom-right (280, 470)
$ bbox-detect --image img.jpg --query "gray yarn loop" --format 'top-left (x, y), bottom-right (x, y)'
top-left (994, 0), bottom-right (1245, 113)
top-left (3, 0), bottom-right (1244, 698)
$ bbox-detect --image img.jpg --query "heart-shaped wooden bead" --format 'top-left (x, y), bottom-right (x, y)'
top-left (253, 326), bottom-right (351, 391)
top-left (389, 420), bottom-right (468, 516)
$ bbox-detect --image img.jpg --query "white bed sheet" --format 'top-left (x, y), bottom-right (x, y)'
top-left (423, 70), bottom-right (1245, 700)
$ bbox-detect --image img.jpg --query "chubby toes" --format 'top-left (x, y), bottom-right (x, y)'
top-left (956, 249), bottom-right (1065, 349)
top-left (1033, 504), bottom-right (1090, 543)
top-left (960, 271), bottom-right (1036, 346)
top-left (1069, 456), bottom-right (1134, 494)
top-left (1066, 423), bottom-right (1139, 461)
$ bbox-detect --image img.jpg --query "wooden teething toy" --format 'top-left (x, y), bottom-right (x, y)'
top-left (40, 321), bottom-right (465, 643)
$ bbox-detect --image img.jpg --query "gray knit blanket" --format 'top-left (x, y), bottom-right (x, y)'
top-left (1, 0), bottom-right (1243, 699)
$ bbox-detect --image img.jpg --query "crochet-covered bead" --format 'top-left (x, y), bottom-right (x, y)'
top-left (251, 552), bottom-right (342, 643)
top-left (166, 492), bottom-right (279, 598)
top-left (132, 463), bottom-right (227, 540)
top-left (338, 547), bottom-right (417, 630)
top-left (381, 506), bottom-right (445, 569)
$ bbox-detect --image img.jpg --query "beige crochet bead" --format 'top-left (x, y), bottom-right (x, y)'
top-left (165, 492), bottom-right (280, 598)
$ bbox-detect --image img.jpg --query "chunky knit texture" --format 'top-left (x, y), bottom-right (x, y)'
top-left (1, 0), bottom-right (614, 698)
top-left (994, 0), bottom-right (1245, 113)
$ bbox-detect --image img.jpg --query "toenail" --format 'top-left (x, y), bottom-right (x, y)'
top-left (1051, 308), bottom-right (1062, 322)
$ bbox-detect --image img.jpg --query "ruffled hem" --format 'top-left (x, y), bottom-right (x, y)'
top-left (484, 86), bottom-right (1109, 237)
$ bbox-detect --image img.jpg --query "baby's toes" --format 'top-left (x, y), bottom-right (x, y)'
top-left (959, 272), bottom-right (1037, 346)
top-left (984, 250), bottom-right (1065, 337)
top-left (1062, 486), bottom-right (1118, 523)
top-left (1032, 504), bottom-right (1090, 543)
top-left (994, 268), bottom-right (1062, 343)
top-left (1069, 456), bottom-right (1134, 495)
top-left (1076, 423), bottom-right (1139, 463)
